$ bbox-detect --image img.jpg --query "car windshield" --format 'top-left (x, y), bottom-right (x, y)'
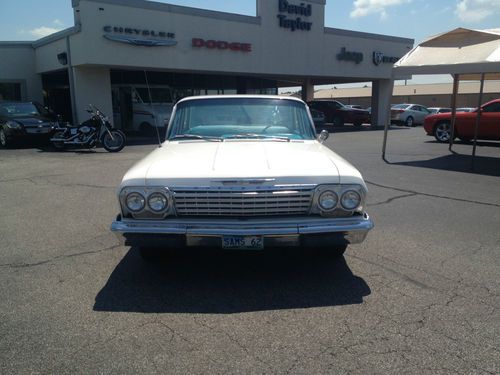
top-left (168, 98), bottom-right (316, 140)
top-left (392, 104), bottom-right (410, 109)
top-left (0, 102), bottom-right (48, 118)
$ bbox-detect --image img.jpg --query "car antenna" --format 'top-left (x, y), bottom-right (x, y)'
top-left (143, 70), bottom-right (162, 148)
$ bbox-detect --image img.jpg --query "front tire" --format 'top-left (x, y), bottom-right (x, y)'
top-left (0, 128), bottom-right (10, 148)
top-left (434, 122), bottom-right (452, 143)
top-left (102, 130), bottom-right (126, 152)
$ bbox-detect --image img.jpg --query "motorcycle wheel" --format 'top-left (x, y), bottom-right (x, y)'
top-left (102, 130), bottom-right (126, 152)
top-left (51, 131), bottom-right (66, 150)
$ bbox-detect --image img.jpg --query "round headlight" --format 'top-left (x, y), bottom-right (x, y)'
top-left (126, 192), bottom-right (145, 212)
top-left (148, 193), bottom-right (168, 212)
top-left (341, 190), bottom-right (361, 210)
top-left (318, 191), bottom-right (338, 211)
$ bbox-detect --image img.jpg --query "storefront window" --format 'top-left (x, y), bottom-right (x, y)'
top-left (0, 82), bottom-right (22, 101)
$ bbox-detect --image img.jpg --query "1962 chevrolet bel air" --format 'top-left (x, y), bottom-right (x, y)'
top-left (111, 95), bottom-right (373, 260)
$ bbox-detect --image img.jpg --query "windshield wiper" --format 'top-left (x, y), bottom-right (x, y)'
top-left (169, 134), bottom-right (223, 142)
top-left (224, 133), bottom-right (290, 142)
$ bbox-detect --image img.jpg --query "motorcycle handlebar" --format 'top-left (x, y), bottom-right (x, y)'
top-left (86, 104), bottom-right (109, 122)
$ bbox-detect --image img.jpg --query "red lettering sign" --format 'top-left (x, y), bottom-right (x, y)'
top-left (192, 38), bottom-right (252, 52)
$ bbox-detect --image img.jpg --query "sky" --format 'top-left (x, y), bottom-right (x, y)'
top-left (1, 0), bottom-right (499, 87)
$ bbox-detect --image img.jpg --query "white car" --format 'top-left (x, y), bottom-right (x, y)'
top-left (391, 103), bottom-right (432, 126)
top-left (111, 95), bottom-right (374, 260)
top-left (112, 85), bottom-right (174, 134)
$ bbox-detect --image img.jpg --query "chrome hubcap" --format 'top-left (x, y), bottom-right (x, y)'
top-left (0, 130), bottom-right (6, 146)
top-left (436, 124), bottom-right (450, 141)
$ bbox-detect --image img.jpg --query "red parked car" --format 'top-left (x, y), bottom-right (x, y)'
top-left (424, 99), bottom-right (500, 142)
top-left (308, 100), bottom-right (371, 127)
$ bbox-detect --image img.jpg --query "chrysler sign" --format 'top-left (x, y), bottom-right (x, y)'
top-left (103, 26), bottom-right (177, 47)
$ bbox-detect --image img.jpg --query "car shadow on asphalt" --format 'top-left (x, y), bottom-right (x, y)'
top-left (93, 247), bottom-right (371, 314)
top-left (389, 152), bottom-right (500, 177)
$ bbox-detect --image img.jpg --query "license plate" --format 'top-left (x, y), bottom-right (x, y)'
top-left (222, 235), bottom-right (263, 250)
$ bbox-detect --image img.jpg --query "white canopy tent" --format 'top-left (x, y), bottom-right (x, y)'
top-left (383, 28), bottom-right (500, 166)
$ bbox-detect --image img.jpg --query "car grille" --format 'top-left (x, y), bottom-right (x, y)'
top-left (172, 187), bottom-right (314, 217)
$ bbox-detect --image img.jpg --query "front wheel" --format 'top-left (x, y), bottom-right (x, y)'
top-left (434, 122), bottom-right (452, 143)
top-left (102, 130), bottom-right (126, 152)
top-left (405, 116), bottom-right (414, 127)
top-left (0, 128), bottom-right (11, 148)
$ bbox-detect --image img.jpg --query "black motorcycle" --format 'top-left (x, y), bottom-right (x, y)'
top-left (50, 105), bottom-right (126, 152)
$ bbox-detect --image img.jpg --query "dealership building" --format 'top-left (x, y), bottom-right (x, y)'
top-left (0, 0), bottom-right (413, 130)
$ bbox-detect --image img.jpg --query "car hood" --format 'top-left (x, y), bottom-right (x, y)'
top-left (10, 116), bottom-right (54, 127)
top-left (121, 140), bottom-right (365, 188)
top-left (425, 111), bottom-right (475, 120)
top-left (341, 107), bottom-right (369, 114)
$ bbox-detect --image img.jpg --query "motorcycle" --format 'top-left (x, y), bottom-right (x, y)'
top-left (50, 104), bottom-right (126, 152)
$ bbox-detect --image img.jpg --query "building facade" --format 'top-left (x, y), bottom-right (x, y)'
top-left (315, 81), bottom-right (500, 108)
top-left (0, 0), bottom-right (413, 129)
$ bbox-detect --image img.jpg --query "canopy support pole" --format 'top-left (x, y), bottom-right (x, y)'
top-left (448, 74), bottom-right (459, 151)
top-left (471, 73), bottom-right (485, 169)
top-left (382, 116), bottom-right (389, 161)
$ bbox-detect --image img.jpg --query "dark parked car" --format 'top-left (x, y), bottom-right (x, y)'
top-left (0, 101), bottom-right (59, 147)
top-left (310, 108), bottom-right (325, 126)
top-left (424, 99), bottom-right (500, 142)
top-left (308, 100), bottom-right (370, 127)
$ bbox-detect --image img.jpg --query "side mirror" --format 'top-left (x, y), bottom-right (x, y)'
top-left (318, 129), bottom-right (329, 143)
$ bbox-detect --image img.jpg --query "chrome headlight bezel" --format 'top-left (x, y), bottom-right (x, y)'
top-left (125, 192), bottom-right (146, 212)
top-left (147, 192), bottom-right (168, 212)
top-left (340, 190), bottom-right (362, 210)
top-left (318, 191), bottom-right (338, 212)
top-left (6, 121), bottom-right (21, 129)
top-left (119, 187), bottom-right (174, 219)
top-left (312, 184), bottom-right (366, 216)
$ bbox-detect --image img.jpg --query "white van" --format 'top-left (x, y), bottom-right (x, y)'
top-left (112, 85), bottom-right (174, 134)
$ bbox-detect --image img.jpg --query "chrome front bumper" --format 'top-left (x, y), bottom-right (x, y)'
top-left (111, 213), bottom-right (374, 248)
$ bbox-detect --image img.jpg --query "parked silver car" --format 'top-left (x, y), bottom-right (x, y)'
top-left (456, 107), bottom-right (476, 112)
top-left (391, 103), bottom-right (431, 127)
top-left (428, 107), bottom-right (451, 114)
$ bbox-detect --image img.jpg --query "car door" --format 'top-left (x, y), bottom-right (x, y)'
top-left (414, 105), bottom-right (430, 124)
top-left (479, 101), bottom-right (500, 139)
top-left (407, 105), bottom-right (419, 122)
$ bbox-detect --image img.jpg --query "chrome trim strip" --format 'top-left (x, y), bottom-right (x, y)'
top-left (111, 214), bottom-right (374, 243)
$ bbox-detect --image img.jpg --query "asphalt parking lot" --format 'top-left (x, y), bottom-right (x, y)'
top-left (1, 126), bottom-right (499, 374)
